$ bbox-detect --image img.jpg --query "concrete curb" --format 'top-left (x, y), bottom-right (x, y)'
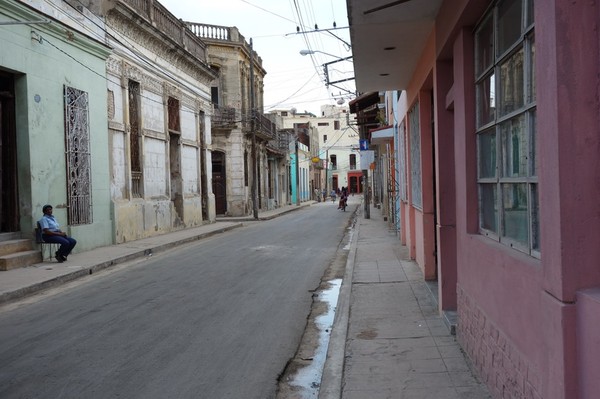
top-left (0, 223), bottom-right (243, 306)
top-left (318, 209), bottom-right (361, 398)
top-left (215, 201), bottom-right (314, 222)
top-left (258, 205), bottom-right (305, 220)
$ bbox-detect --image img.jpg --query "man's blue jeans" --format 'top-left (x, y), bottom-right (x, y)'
top-left (42, 235), bottom-right (77, 258)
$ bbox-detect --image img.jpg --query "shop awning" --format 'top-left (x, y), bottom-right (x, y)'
top-left (370, 126), bottom-right (394, 145)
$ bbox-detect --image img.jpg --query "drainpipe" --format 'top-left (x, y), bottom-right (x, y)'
top-left (250, 38), bottom-right (258, 219)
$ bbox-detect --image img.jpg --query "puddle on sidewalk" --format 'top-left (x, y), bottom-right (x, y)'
top-left (287, 278), bottom-right (342, 398)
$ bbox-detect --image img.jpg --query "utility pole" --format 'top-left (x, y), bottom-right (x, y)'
top-left (250, 38), bottom-right (258, 219)
top-left (324, 149), bottom-right (329, 199)
top-left (363, 169), bottom-right (370, 218)
top-left (360, 134), bottom-right (370, 219)
top-left (295, 132), bottom-right (300, 206)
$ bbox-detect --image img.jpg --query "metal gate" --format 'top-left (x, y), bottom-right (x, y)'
top-left (64, 85), bottom-right (92, 225)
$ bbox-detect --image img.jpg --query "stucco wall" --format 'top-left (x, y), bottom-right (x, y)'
top-left (142, 91), bottom-right (164, 132)
top-left (458, 286), bottom-right (542, 399)
top-left (212, 130), bottom-right (248, 217)
top-left (441, 2), bottom-right (587, 398)
top-left (387, 1), bottom-right (600, 397)
top-left (103, 1), bottom-right (215, 242)
top-left (182, 145), bottom-right (199, 195)
top-left (181, 105), bottom-right (197, 141)
top-left (113, 199), bottom-right (175, 242)
top-left (110, 129), bottom-right (127, 200)
top-left (448, 21), bottom-right (547, 399)
top-left (143, 137), bottom-right (167, 198)
top-left (1, 0), bottom-right (113, 252)
top-left (577, 289), bottom-right (600, 398)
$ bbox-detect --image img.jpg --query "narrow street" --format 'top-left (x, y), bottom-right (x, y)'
top-left (0, 202), bottom-right (355, 399)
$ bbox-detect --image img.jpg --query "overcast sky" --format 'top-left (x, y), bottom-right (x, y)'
top-left (157, 0), bottom-right (355, 115)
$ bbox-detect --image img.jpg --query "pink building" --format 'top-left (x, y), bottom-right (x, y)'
top-left (347, 1), bottom-right (600, 398)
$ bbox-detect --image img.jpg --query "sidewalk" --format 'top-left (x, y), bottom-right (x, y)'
top-left (0, 201), bottom-right (314, 306)
top-left (320, 204), bottom-right (492, 399)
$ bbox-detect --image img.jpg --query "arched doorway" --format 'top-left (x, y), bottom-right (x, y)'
top-left (212, 151), bottom-right (227, 215)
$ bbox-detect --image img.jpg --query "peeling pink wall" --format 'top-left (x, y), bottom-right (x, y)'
top-left (433, 59), bottom-right (457, 311)
top-left (449, 15), bottom-right (547, 399)
top-left (442, 1), bottom-right (600, 398)
top-left (577, 289), bottom-right (600, 399)
top-left (536, 1), bottom-right (600, 397)
top-left (393, 0), bottom-right (600, 396)
top-left (404, 35), bottom-right (438, 281)
top-left (537, 1), bottom-right (600, 298)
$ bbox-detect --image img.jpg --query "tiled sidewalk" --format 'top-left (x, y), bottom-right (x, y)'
top-left (321, 205), bottom-right (492, 399)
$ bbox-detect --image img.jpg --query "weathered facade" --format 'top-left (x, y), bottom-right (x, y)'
top-left (97, 0), bottom-right (216, 243)
top-left (187, 23), bottom-right (284, 216)
top-left (1, 0), bottom-right (113, 254)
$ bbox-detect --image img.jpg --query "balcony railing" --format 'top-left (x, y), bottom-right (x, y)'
top-left (185, 22), bottom-right (263, 66)
top-left (242, 111), bottom-right (276, 141)
top-left (187, 23), bottom-right (231, 41)
top-left (211, 106), bottom-right (238, 128)
top-left (276, 130), bottom-right (292, 151)
top-left (265, 129), bottom-right (294, 156)
top-left (256, 112), bottom-right (277, 141)
top-left (119, 0), bottom-right (207, 61)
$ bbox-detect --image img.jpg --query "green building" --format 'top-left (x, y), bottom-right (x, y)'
top-left (0, 0), bottom-right (113, 256)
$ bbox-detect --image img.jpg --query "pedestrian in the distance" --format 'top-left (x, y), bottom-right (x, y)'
top-left (39, 204), bottom-right (77, 263)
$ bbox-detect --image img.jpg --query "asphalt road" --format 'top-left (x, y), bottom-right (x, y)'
top-left (0, 201), bottom-right (353, 399)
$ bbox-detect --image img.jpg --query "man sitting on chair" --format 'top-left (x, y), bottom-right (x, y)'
top-left (39, 204), bottom-right (77, 263)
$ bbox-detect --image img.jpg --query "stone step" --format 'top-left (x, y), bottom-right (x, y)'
top-left (0, 250), bottom-right (43, 271)
top-left (0, 232), bottom-right (22, 243)
top-left (0, 239), bottom-right (34, 257)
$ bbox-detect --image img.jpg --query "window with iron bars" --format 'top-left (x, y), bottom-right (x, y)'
top-left (64, 85), bottom-right (93, 225)
top-left (128, 80), bottom-right (143, 198)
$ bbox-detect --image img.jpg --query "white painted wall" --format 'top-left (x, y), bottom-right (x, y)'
top-left (110, 131), bottom-right (126, 200)
top-left (182, 145), bottom-right (199, 194)
top-left (181, 105), bottom-right (197, 141)
top-left (142, 91), bottom-right (164, 132)
top-left (144, 138), bottom-right (167, 198)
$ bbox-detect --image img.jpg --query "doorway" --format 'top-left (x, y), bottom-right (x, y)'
top-left (348, 172), bottom-right (363, 194)
top-left (0, 72), bottom-right (18, 232)
top-left (169, 132), bottom-right (183, 223)
top-left (212, 151), bottom-right (226, 215)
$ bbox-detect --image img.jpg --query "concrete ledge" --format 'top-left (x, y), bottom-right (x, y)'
top-left (443, 310), bottom-right (457, 335)
top-left (424, 280), bottom-right (457, 335)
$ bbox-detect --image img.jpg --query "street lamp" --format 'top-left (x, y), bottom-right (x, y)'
top-left (300, 49), bottom-right (355, 96)
top-left (299, 49), bottom-right (352, 60)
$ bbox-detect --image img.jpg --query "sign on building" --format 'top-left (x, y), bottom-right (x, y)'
top-left (360, 150), bottom-right (374, 170)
